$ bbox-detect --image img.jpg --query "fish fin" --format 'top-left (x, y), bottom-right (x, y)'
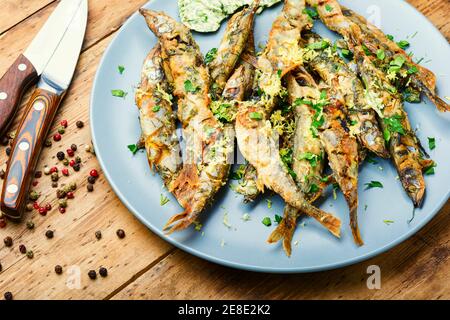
top-left (420, 159), bottom-right (434, 169)
top-left (302, 202), bottom-right (341, 238)
top-left (168, 164), bottom-right (199, 193)
top-left (429, 95), bottom-right (450, 112)
top-left (163, 206), bottom-right (194, 234)
top-left (267, 207), bottom-right (298, 257)
top-left (349, 207), bottom-right (364, 246)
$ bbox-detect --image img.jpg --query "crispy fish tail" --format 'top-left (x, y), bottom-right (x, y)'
top-left (267, 205), bottom-right (298, 257)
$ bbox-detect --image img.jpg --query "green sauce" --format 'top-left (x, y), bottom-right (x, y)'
top-left (178, 0), bottom-right (281, 32)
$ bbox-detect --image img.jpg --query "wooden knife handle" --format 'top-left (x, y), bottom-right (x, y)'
top-left (1, 88), bottom-right (62, 219)
top-left (0, 54), bottom-right (38, 136)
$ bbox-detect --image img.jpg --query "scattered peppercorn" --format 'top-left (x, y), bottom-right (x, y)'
top-left (88, 176), bottom-right (96, 184)
top-left (66, 149), bottom-right (74, 157)
top-left (75, 156), bottom-right (82, 164)
top-left (0, 218), bottom-right (6, 228)
top-left (95, 231), bottom-right (102, 240)
top-left (59, 207), bottom-right (66, 214)
top-left (88, 270), bottom-right (97, 280)
top-left (0, 169), bottom-right (5, 180)
top-left (34, 171), bottom-right (42, 179)
top-left (87, 183), bottom-right (94, 192)
top-left (71, 144), bottom-right (77, 152)
top-left (58, 126), bottom-right (65, 134)
top-left (76, 120), bottom-right (84, 128)
top-left (3, 237), bottom-right (13, 247)
top-left (116, 229), bottom-right (125, 239)
top-left (58, 199), bottom-right (68, 208)
top-left (19, 244), bottom-right (26, 254)
top-left (50, 167), bottom-right (58, 173)
top-left (44, 166), bottom-right (51, 175)
top-left (99, 267), bottom-right (108, 277)
top-left (32, 180), bottom-right (39, 187)
top-left (45, 204), bottom-right (52, 211)
top-left (5, 147), bottom-right (11, 156)
top-left (66, 192), bottom-right (74, 199)
top-left (73, 163), bottom-right (81, 172)
top-left (1, 136), bottom-right (9, 146)
top-left (56, 189), bottom-right (66, 199)
top-left (55, 265), bottom-right (63, 275)
top-left (7, 132), bottom-right (15, 140)
top-left (52, 182), bottom-right (58, 188)
top-left (25, 203), bottom-right (34, 212)
top-left (45, 139), bottom-right (52, 147)
top-left (69, 159), bottom-right (76, 167)
top-left (29, 191), bottom-right (40, 201)
top-left (26, 250), bottom-right (34, 259)
top-left (61, 120), bottom-right (68, 128)
top-left (90, 169), bottom-right (99, 178)
top-left (33, 202), bottom-right (40, 210)
top-left (0, 262), bottom-right (2, 272)
top-left (26, 221), bottom-right (35, 229)
top-left (38, 207), bottom-right (47, 216)
top-left (57, 151), bottom-right (65, 161)
top-left (53, 133), bottom-right (62, 142)
top-left (62, 168), bottom-right (69, 176)
top-left (45, 230), bottom-right (54, 239)
top-left (51, 172), bottom-right (59, 182)
top-left (4, 291), bottom-right (13, 300)
top-left (69, 182), bottom-right (77, 191)
top-left (62, 158), bottom-right (69, 166)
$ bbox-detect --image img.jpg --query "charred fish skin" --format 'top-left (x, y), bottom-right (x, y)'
top-left (135, 45), bottom-right (183, 189)
top-left (354, 47), bottom-right (427, 207)
top-left (141, 9), bottom-right (232, 233)
top-left (302, 40), bottom-right (389, 158)
top-left (235, 104), bottom-right (341, 238)
top-left (209, 1), bottom-right (260, 99)
top-left (340, 6), bottom-right (449, 112)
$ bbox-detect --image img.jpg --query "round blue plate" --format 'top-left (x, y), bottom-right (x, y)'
top-left (91, 0), bottom-right (450, 273)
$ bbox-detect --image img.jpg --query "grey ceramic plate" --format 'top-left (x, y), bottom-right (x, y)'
top-left (90, 0), bottom-right (450, 273)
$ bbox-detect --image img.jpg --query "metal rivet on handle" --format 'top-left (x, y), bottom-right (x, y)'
top-left (7, 184), bottom-right (18, 194)
top-left (18, 64), bottom-right (27, 71)
top-left (18, 142), bottom-right (30, 151)
top-left (0, 92), bottom-right (7, 100)
top-left (34, 101), bottom-right (45, 111)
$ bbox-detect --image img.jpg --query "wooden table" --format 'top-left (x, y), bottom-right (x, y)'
top-left (0, 0), bottom-right (449, 300)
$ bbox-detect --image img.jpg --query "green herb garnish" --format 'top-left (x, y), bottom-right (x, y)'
top-left (383, 220), bottom-right (394, 225)
top-left (298, 152), bottom-right (322, 167)
top-left (397, 40), bottom-right (410, 49)
top-left (365, 181), bottom-right (384, 189)
top-left (249, 112), bottom-right (263, 120)
top-left (428, 137), bottom-right (436, 150)
top-left (152, 105), bottom-right (161, 112)
top-left (127, 144), bottom-right (139, 155)
top-left (383, 115), bottom-right (405, 142)
top-left (184, 80), bottom-right (199, 93)
top-left (407, 65), bottom-right (418, 74)
top-left (262, 217), bottom-right (272, 227)
top-left (308, 183), bottom-right (319, 194)
top-left (111, 89), bottom-right (127, 98)
top-left (387, 34), bottom-right (394, 41)
top-left (307, 40), bottom-right (330, 50)
top-left (303, 7), bottom-right (318, 20)
top-left (341, 49), bottom-right (353, 59)
top-left (377, 49), bottom-right (385, 60)
top-left (118, 65), bottom-right (125, 74)
top-left (424, 162), bottom-right (437, 175)
top-left (160, 194), bottom-right (170, 206)
top-left (325, 4), bottom-right (333, 11)
top-left (275, 215), bottom-right (283, 224)
top-left (204, 48), bottom-right (218, 64)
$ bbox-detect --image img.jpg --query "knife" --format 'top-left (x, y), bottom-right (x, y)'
top-left (0, 0), bottom-right (84, 137)
top-left (1, 0), bottom-right (88, 219)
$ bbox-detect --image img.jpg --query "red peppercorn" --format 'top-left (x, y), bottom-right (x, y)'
top-left (69, 160), bottom-right (76, 167)
top-left (32, 180), bottom-right (39, 187)
top-left (62, 168), bottom-right (69, 176)
top-left (45, 203), bottom-right (52, 211)
top-left (66, 149), bottom-right (74, 157)
top-left (66, 192), bottom-right (74, 199)
top-left (38, 207), bottom-right (47, 216)
top-left (0, 218), bottom-right (6, 228)
top-left (50, 167), bottom-right (58, 173)
top-left (53, 133), bottom-right (62, 141)
top-left (33, 202), bottom-right (40, 210)
top-left (59, 207), bottom-right (66, 214)
top-left (61, 120), bottom-right (68, 128)
top-left (89, 169), bottom-right (99, 178)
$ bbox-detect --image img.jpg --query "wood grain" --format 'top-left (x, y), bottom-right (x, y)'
top-left (0, 0), bottom-right (448, 300)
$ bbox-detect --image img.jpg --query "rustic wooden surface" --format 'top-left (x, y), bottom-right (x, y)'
top-left (0, 0), bottom-right (449, 300)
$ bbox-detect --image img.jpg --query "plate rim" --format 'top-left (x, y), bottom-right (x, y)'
top-left (90, 0), bottom-right (450, 273)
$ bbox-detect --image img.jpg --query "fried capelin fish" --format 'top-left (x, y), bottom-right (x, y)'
top-left (141, 9), bottom-right (234, 233)
top-left (209, 0), bottom-right (260, 99)
top-left (135, 45), bottom-right (182, 189)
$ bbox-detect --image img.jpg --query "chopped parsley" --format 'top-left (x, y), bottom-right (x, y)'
top-left (204, 48), bottom-right (218, 64)
top-left (366, 154), bottom-right (378, 165)
top-left (280, 148), bottom-right (296, 179)
top-left (275, 214), bottom-right (283, 224)
top-left (364, 181), bottom-right (384, 189)
top-left (262, 217), bottom-right (272, 227)
top-left (230, 165), bottom-right (246, 180)
top-left (111, 89), bottom-right (127, 98)
top-left (152, 105), bottom-right (161, 112)
top-left (341, 49), bottom-right (353, 60)
top-left (308, 183), bottom-right (319, 194)
top-left (383, 115), bottom-right (405, 142)
top-left (303, 7), bottom-right (318, 20)
top-left (383, 220), bottom-right (394, 225)
top-left (362, 44), bottom-right (372, 56)
top-left (307, 40), bottom-right (330, 50)
top-left (376, 49), bottom-right (385, 60)
top-left (428, 137), bottom-right (436, 150)
top-left (160, 194), bottom-right (170, 206)
top-left (266, 199), bottom-right (272, 209)
top-left (212, 102), bottom-right (234, 123)
top-left (298, 152), bottom-right (322, 167)
top-left (397, 40), bottom-right (410, 50)
top-left (127, 144), bottom-right (139, 155)
top-left (424, 162), bottom-right (437, 175)
top-left (249, 111), bottom-right (263, 120)
top-left (184, 80), bottom-right (199, 93)
top-left (388, 55), bottom-right (407, 75)
top-left (277, 69), bottom-right (282, 78)
top-left (407, 65), bottom-right (418, 74)
top-left (325, 4), bottom-right (333, 11)
top-left (118, 65), bottom-right (125, 74)
top-left (387, 34), bottom-right (395, 41)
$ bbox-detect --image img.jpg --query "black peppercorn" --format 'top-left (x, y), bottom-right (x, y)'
top-left (87, 183), bottom-right (94, 192)
top-left (75, 156), bottom-right (82, 164)
top-left (57, 151), bottom-right (65, 161)
top-left (55, 265), bottom-right (63, 275)
top-left (95, 230), bottom-right (102, 240)
top-left (4, 291), bottom-right (13, 300)
top-left (3, 236), bottom-right (13, 247)
top-left (73, 163), bottom-right (81, 172)
top-left (5, 147), bottom-right (11, 156)
top-left (1, 136), bottom-right (9, 146)
top-left (71, 144), bottom-right (77, 151)
top-left (76, 120), bottom-right (84, 128)
top-left (88, 270), bottom-right (97, 280)
top-left (116, 229), bottom-right (125, 239)
top-left (0, 261), bottom-right (2, 272)
top-left (0, 169), bottom-right (5, 180)
top-left (88, 176), bottom-right (96, 184)
top-left (26, 221), bottom-right (35, 229)
top-left (45, 230), bottom-right (54, 239)
top-left (45, 140), bottom-right (52, 147)
top-left (26, 250), bottom-right (34, 259)
top-left (19, 244), bottom-right (26, 254)
top-left (99, 267), bottom-right (108, 277)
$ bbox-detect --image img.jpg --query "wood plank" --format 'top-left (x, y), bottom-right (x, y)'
top-left (408, 0), bottom-right (450, 41)
top-left (0, 0), bottom-right (54, 35)
top-left (112, 202), bottom-right (450, 300)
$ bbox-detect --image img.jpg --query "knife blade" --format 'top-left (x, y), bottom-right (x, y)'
top-left (1, 0), bottom-right (88, 219)
top-left (0, 0), bottom-right (84, 136)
